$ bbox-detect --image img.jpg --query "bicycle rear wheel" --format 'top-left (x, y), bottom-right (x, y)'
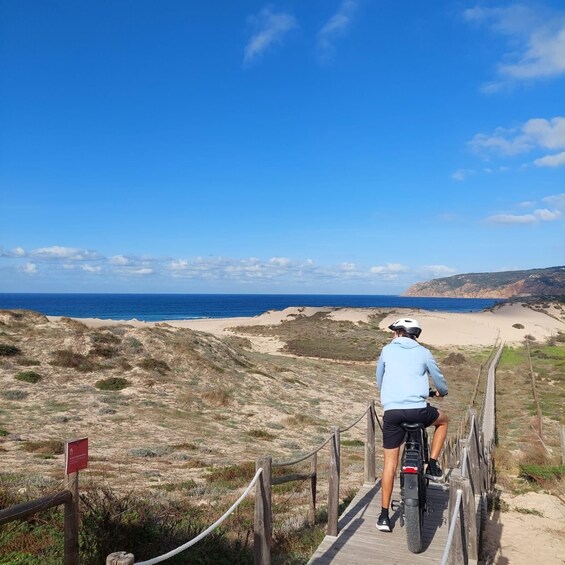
top-left (405, 503), bottom-right (423, 553)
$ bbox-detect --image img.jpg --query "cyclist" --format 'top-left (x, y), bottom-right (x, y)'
top-left (375, 317), bottom-right (448, 532)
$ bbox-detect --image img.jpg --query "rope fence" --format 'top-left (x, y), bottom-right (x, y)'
top-left (108, 468), bottom-right (264, 565)
top-left (107, 401), bottom-right (376, 565)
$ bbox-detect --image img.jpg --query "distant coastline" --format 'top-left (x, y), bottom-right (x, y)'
top-left (0, 293), bottom-right (500, 322)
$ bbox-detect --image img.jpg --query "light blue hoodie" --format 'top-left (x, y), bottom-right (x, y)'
top-left (376, 337), bottom-right (448, 411)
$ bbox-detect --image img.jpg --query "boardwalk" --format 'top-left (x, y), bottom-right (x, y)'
top-left (308, 480), bottom-right (450, 565)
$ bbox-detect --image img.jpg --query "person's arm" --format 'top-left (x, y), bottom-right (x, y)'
top-left (426, 352), bottom-right (448, 396)
top-left (376, 353), bottom-right (385, 390)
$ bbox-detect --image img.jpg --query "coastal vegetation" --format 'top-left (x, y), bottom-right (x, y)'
top-left (0, 307), bottom-right (563, 562)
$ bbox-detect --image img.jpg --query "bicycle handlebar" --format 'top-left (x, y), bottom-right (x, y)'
top-left (429, 388), bottom-right (448, 398)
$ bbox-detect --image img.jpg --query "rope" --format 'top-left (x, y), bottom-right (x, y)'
top-left (339, 406), bottom-right (370, 433)
top-left (440, 489), bottom-right (462, 565)
top-left (273, 405), bottom-right (371, 467)
top-left (135, 468), bottom-right (263, 565)
top-left (273, 435), bottom-right (332, 467)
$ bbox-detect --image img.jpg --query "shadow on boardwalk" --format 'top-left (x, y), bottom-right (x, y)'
top-left (308, 481), bottom-right (449, 565)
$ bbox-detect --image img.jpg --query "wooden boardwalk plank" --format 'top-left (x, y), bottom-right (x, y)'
top-left (308, 481), bottom-right (450, 564)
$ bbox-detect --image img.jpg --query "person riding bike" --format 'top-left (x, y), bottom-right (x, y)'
top-left (375, 317), bottom-right (448, 532)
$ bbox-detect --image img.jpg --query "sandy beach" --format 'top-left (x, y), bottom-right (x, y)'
top-left (58, 301), bottom-right (565, 350)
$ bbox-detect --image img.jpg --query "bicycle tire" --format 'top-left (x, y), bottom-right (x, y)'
top-left (405, 503), bottom-right (423, 553)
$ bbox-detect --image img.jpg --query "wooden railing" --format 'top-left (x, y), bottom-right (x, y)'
top-left (253, 400), bottom-right (376, 564)
top-left (0, 472), bottom-right (80, 564)
top-left (106, 400), bottom-right (377, 565)
top-left (440, 343), bottom-right (503, 564)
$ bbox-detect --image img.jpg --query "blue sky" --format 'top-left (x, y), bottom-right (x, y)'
top-left (1, 0), bottom-right (564, 294)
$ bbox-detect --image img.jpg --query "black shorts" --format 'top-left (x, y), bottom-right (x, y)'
top-left (382, 405), bottom-right (440, 449)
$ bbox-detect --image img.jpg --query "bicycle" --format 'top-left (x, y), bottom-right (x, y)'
top-left (394, 390), bottom-right (445, 553)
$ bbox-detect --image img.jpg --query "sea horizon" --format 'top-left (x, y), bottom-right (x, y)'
top-left (0, 292), bottom-right (501, 322)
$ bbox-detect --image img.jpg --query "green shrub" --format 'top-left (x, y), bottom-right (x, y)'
top-left (17, 358), bottom-right (41, 366)
top-left (0, 428), bottom-right (8, 437)
top-left (128, 446), bottom-right (171, 458)
top-left (0, 343), bottom-right (21, 356)
top-left (247, 429), bottom-right (276, 440)
top-left (519, 464), bottom-right (565, 482)
top-left (89, 345), bottom-right (118, 358)
top-left (22, 440), bottom-right (64, 455)
top-left (1, 389), bottom-right (29, 400)
top-left (154, 480), bottom-right (198, 492)
top-left (206, 461), bottom-right (255, 488)
top-left (95, 377), bottom-right (130, 391)
top-left (138, 357), bottom-right (170, 375)
top-left (341, 439), bottom-right (364, 447)
top-left (16, 371), bottom-right (42, 384)
top-left (51, 350), bottom-right (98, 372)
top-left (91, 332), bottom-right (120, 346)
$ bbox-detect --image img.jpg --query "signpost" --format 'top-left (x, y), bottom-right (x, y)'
top-left (65, 438), bottom-right (89, 475)
top-left (64, 438), bottom-right (88, 564)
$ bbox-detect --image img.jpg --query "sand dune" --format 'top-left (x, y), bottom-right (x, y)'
top-left (62, 302), bottom-right (564, 349)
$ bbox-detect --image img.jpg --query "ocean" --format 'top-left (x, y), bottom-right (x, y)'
top-left (0, 293), bottom-right (500, 322)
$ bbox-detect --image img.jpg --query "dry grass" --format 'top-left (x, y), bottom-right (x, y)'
top-left (0, 306), bottom-right (527, 562)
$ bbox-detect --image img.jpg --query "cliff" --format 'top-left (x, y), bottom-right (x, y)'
top-left (404, 266), bottom-right (565, 298)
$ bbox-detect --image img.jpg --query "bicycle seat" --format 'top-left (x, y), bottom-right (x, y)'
top-left (400, 422), bottom-right (425, 431)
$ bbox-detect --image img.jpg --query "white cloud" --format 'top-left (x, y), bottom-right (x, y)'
top-left (486, 208), bottom-right (561, 224)
top-left (131, 268), bottom-right (154, 276)
top-left (469, 127), bottom-right (532, 156)
top-left (487, 213), bottom-right (538, 224)
top-left (464, 4), bottom-right (565, 90)
top-left (316, 0), bottom-right (357, 61)
top-left (81, 264), bottom-right (102, 273)
top-left (469, 117), bottom-right (565, 165)
top-left (31, 246), bottom-right (100, 261)
top-left (370, 263), bottom-right (409, 274)
top-left (170, 259), bottom-right (189, 271)
top-left (0, 247), bottom-right (27, 258)
top-left (523, 117), bottom-right (565, 149)
top-left (421, 265), bottom-right (458, 276)
top-left (20, 262), bottom-right (37, 274)
top-left (543, 193), bottom-right (565, 209)
top-left (244, 6), bottom-right (297, 66)
top-left (452, 168), bottom-right (475, 181)
top-left (269, 257), bottom-right (291, 267)
top-left (534, 151), bottom-right (565, 168)
top-left (109, 255), bottom-right (130, 266)
top-left (534, 208), bottom-right (561, 221)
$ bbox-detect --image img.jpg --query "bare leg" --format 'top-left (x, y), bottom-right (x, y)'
top-left (429, 410), bottom-right (448, 460)
top-left (381, 447), bottom-right (400, 509)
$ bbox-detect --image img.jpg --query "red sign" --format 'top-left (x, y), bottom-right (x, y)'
top-left (65, 438), bottom-right (88, 475)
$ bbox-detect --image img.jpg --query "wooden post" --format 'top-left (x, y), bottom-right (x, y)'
top-left (460, 475), bottom-right (478, 563)
top-left (364, 400), bottom-right (376, 485)
top-left (447, 473), bottom-right (465, 565)
top-left (64, 471), bottom-right (79, 565)
top-left (327, 426), bottom-right (340, 537)
top-left (254, 457), bottom-right (272, 565)
top-left (106, 553), bottom-right (134, 565)
top-left (309, 453), bottom-right (317, 525)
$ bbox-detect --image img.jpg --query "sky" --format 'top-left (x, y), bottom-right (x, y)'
top-left (1, 0), bottom-right (564, 295)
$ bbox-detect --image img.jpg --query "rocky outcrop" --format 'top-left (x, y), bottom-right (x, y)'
top-left (404, 266), bottom-right (565, 298)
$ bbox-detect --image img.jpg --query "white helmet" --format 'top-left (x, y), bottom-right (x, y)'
top-left (388, 318), bottom-right (422, 338)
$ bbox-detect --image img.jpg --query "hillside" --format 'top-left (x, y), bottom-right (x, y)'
top-left (404, 265), bottom-right (565, 298)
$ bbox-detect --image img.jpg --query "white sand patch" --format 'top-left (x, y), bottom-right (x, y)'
top-left (485, 492), bottom-right (565, 564)
top-left (52, 302), bottom-right (564, 348)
